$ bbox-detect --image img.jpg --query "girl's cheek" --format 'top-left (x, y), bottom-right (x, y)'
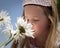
top-left (33, 24), bottom-right (46, 37)
top-left (33, 25), bottom-right (42, 37)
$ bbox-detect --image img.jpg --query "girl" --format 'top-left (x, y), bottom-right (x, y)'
top-left (11, 0), bottom-right (60, 48)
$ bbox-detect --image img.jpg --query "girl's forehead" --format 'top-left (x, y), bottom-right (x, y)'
top-left (24, 5), bottom-right (44, 13)
top-left (24, 5), bottom-right (46, 17)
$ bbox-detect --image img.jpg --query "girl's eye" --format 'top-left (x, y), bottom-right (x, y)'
top-left (33, 19), bottom-right (40, 22)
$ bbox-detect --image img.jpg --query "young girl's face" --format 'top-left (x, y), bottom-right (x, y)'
top-left (24, 5), bottom-right (50, 40)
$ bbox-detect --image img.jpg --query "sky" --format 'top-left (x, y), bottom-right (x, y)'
top-left (0, 0), bottom-right (23, 29)
top-left (0, 0), bottom-right (23, 48)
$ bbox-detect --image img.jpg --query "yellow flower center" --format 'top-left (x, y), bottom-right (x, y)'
top-left (19, 26), bottom-right (25, 33)
top-left (0, 18), bottom-right (4, 21)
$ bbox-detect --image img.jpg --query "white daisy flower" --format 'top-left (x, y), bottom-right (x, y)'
top-left (17, 17), bottom-right (34, 38)
top-left (2, 24), bottom-right (17, 37)
top-left (0, 16), bottom-right (35, 48)
top-left (0, 10), bottom-right (11, 26)
top-left (0, 10), bottom-right (12, 37)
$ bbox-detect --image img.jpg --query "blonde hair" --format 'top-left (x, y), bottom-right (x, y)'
top-left (45, 0), bottom-right (59, 48)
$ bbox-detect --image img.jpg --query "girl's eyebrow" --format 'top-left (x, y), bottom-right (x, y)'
top-left (25, 15), bottom-right (41, 19)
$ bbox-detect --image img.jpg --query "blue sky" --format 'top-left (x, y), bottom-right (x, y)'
top-left (0, 0), bottom-right (23, 29)
top-left (0, 0), bottom-right (23, 48)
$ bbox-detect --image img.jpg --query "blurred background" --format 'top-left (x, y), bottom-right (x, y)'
top-left (0, 0), bottom-right (23, 48)
top-left (57, 0), bottom-right (60, 21)
top-left (0, 0), bottom-right (60, 48)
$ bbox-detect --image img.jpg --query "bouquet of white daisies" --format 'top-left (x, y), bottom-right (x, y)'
top-left (0, 10), bottom-right (34, 48)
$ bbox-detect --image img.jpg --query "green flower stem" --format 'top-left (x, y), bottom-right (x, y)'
top-left (14, 31), bottom-right (20, 39)
top-left (9, 32), bottom-right (12, 39)
top-left (0, 36), bottom-right (14, 47)
top-left (0, 32), bottom-right (13, 47)
top-left (0, 31), bottom-right (20, 47)
top-left (5, 37), bottom-right (14, 46)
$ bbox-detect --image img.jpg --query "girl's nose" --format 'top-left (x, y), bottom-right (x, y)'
top-left (31, 23), bottom-right (35, 31)
top-left (28, 20), bottom-right (35, 30)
